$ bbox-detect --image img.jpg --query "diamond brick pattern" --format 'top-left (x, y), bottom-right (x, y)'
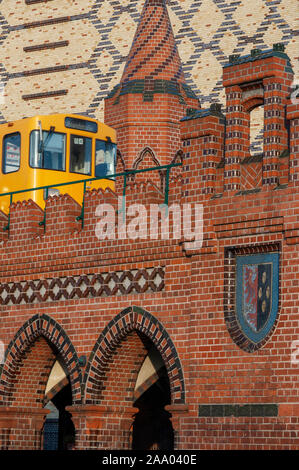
top-left (0, 0), bottom-right (297, 152)
top-left (0, 267), bottom-right (165, 305)
top-left (241, 159), bottom-right (263, 191)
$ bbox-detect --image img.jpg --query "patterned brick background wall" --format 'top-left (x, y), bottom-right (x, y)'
top-left (0, 0), bottom-right (297, 130)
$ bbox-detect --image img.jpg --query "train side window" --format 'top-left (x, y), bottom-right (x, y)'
top-left (30, 130), bottom-right (66, 171)
top-left (69, 135), bottom-right (91, 175)
top-left (95, 139), bottom-right (116, 178)
top-left (3, 132), bottom-right (21, 174)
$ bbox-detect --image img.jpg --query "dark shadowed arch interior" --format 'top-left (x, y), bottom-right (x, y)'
top-left (132, 360), bottom-right (174, 450)
top-left (43, 381), bottom-right (75, 450)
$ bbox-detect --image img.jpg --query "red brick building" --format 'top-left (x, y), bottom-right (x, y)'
top-left (0, 0), bottom-right (298, 450)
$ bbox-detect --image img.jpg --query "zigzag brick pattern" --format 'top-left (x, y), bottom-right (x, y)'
top-left (0, 267), bottom-right (165, 305)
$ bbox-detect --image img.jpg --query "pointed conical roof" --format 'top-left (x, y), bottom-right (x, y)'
top-left (120, 0), bottom-right (185, 86)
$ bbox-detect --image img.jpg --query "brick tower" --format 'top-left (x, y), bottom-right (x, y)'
top-left (104, 0), bottom-right (199, 184)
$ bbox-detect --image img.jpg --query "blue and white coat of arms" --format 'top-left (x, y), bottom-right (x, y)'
top-left (236, 253), bottom-right (279, 344)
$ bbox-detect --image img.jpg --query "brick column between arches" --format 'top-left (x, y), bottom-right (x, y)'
top-left (0, 407), bottom-right (49, 450)
top-left (165, 404), bottom-right (190, 450)
top-left (66, 405), bottom-right (138, 450)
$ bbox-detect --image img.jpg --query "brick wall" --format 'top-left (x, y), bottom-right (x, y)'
top-left (0, 158), bottom-right (298, 450)
top-left (0, 1), bottom-right (298, 452)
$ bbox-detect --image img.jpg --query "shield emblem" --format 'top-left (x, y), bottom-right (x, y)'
top-left (236, 253), bottom-right (279, 343)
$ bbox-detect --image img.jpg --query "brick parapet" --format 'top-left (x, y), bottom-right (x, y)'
top-left (0, 181), bottom-right (298, 273)
top-left (222, 47), bottom-right (294, 189)
top-left (180, 109), bottom-right (225, 196)
top-left (223, 51), bottom-right (294, 88)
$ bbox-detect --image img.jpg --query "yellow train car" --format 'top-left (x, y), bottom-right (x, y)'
top-left (0, 114), bottom-right (117, 214)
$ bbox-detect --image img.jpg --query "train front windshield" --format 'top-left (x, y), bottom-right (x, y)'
top-left (69, 135), bottom-right (91, 175)
top-left (29, 129), bottom-right (116, 178)
top-left (95, 140), bottom-right (116, 178)
top-left (0, 114), bottom-right (117, 214)
top-left (30, 130), bottom-right (66, 171)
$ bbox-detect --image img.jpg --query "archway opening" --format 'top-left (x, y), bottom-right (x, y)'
top-left (132, 346), bottom-right (174, 450)
top-left (84, 307), bottom-right (185, 449)
top-left (0, 316), bottom-right (82, 450)
top-left (43, 358), bottom-right (75, 450)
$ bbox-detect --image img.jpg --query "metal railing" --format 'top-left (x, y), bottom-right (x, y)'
top-left (0, 162), bottom-right (182, 232)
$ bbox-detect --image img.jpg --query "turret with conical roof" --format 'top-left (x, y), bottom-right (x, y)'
top-left (121, 0), bottom-right (185, 87)
top-left (104, 0), bottom-right (199, 185)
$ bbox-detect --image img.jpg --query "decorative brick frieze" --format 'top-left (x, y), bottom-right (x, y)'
top-left (0, 267), bottom-right (165, 305)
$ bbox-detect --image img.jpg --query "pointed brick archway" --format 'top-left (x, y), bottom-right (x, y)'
top-left (84, 306), bottom-right (185, 405)
top-left (0, 314), bottom-right (82, 450)
top-left (0, 314), bottom-right (82, 406)
top-left (68, 306), bottom-right (186, 450)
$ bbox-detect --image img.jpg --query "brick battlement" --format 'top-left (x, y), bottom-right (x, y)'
top-left (1, 176), bottom-right (298, 274)
top-left (223, 49), bottom-right (293, 85)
